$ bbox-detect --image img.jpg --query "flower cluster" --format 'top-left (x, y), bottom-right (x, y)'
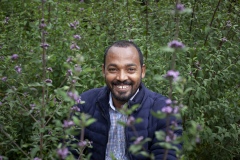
top-left (40, 42), bottom-right (50, 49)
top-left (74, 64), bottom-right (82, 72)
top-left (11, 54), bottom-right (19, 60)
top-left (133, 136), bottom-right (144, 145)
top-left (67, 69), bottom-right (73, 76)
top-left (176, 3), bottom-right (185, 11)
top-left (161, 99), bottom-right (179, 114)
top-left (66, 57), bottom-right (72, 63)
top-left (221, 37), bottom-right (227, 42)
top-left (39, 18), bottom-right (46, 29)
top-left (1, 77), bottom-right (7, 82)
top-left (226, 20), bottom-right (231, 27)
top-left (78, 140), bottom-right (87, 147)
top-left (15, 65), bottom-right (22, 74)
top-left (69, 20), bottom-right (79, 29)
top-left (45, 79), bottom-right (52, 83)
top-left (126, 116), bottom-right (135, 126)
top-left (74, 34), bottom-right (81, 40)
top-left (63, 120), bottom-right (74, 128)
top-left (165, 130), bottom-right (177, 142)
top-left (67, 92), bottom-right (81, 103)
top-left (47, 67), bottom-right (53, 72)
top-left (70, 42), bottom-right (80, 50)
top-left (4, 17), bottom-right (10, 24)
top-left (71, 106), bottom-right (80, 112)
top-left (57, 147), bottom-right (69, 159)
top-left (164, 70), bottom-right (179, 81)
top-left (168, 40), bottom-right (185, 49)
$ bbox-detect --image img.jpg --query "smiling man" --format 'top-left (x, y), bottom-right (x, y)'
top-left (72, 40), bottom-right (182, 160)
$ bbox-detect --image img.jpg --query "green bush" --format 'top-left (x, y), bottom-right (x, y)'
top-left (0, 0), bottom-right (239, 159)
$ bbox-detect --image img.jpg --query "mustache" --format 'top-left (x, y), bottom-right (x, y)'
top-left (112, 80), bottom-right (132, 85)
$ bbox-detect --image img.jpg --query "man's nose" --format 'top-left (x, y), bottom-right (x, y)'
top-left (116, 70), bottom-right (127, 81)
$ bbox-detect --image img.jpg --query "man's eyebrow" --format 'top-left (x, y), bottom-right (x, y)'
top-left (107, 63), bottom-right (137, 67)
top-left (107, 64), bottom-right (117, 67)
top-left (126, 64), bottom-right (137, 67)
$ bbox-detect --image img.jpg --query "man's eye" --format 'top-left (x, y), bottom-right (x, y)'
top-left (108, 68), bottom-right (117, 72)
top-left (128, 68), bottom-right (136, 72)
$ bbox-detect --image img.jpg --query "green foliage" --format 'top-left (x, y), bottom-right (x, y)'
top-left (0, 0), bottom-right (239, 159)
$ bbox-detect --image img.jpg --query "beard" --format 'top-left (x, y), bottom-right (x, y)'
top-left (106, 79), bottom-right (141, 103)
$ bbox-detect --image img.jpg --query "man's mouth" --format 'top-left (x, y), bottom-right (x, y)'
top-left (115, 85), bottom-right (130, 91)
top-left (116, 85), bottom-right (129, 89)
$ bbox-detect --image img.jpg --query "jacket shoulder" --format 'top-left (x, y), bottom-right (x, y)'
top-left (80, 87), bottom-right (105, 99)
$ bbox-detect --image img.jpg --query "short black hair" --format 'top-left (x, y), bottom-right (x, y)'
top-left (103, 40), bottom-right (144, 67)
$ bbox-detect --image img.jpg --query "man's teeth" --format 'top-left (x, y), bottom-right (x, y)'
top-left (116, 85), bottom-right (129, 89)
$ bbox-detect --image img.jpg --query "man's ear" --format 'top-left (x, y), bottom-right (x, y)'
top-left (102, 64), bottom-right (105, 76)
top-left (141, 64), bottom-right (146, 78)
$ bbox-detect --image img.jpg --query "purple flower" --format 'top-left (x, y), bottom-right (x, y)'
top-left (168, 40), bottom-right (185, 49)
top-left (67, 69), bottom-right (73, 76)
top-left (66, 57), bottom-right (72, 63)
top-left (70, 43), bottom-right (80, 50)
top-left (67, 92), bottom-right (81, 103)
top-left (11, 54), bottom-right (19, 60)
top-left (176, 3), bottom-right (185, 11)
top-left (78, 141), bottom-right (87, 147)
top-left (165, 130), bottom-right (176, 142)
top-left (45, 79), bottom-right (52, 83)
top-left (57, 147), bottom-right (68, 159)
top-left (15, 65), bottom-right (22, 73)
top-left (80, 0), bottom-right (84, 2)
top-left (73, 35), bottom-right (81, 40)
top-left (126, 116), bottom-right (135, 126)
top-left (161, 106), bottom-right (173, 114)
top-left (40, 42), bottom-right (50, 49)
top-left (69, 20), bottom-right (79, 29)
top-left (67, 91), bottom-right (74, 98)
top-left (133, 136), bottom-right (144, 145)
top-left (47, 67), bottom-right (53, 72)
top-left (196, 136), bottom-right (200, 143)
top-left (226, 21), bottom-right (231, 27)
top-left (222, 37), bottom-right (227, 42)
top-left (171, 121), bottom-right (178, 128)
top-left (75, 97), bottom-right (81, 104)
top-left (0, 102), bottom-right (2, 106)
top-left (197, 124), bottom-right (202, 131)
top-left (165, 70), bottom-right (179, 81)
top-left (71, 106), bottom-right (80, 112)
top-left (1, 77), bottom-right (7, 82)
top-left (72, 79), bottom-right (76, 84)
top-left (173, 106), bottom-right (179, 114)
top-left (34, 158), bottom-right (42, 160)
top-left (75, 65), bottom-right (82, 72)
top-left (39, 18), bottom-right (46, 29)
top-left (4, 17), bottom-right (10, 24)
top-left (165, 99), bottom-right (172, 105)
top-left (63, 120), bottom-right (74, 128)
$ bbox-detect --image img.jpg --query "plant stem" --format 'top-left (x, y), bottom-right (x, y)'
top-left (204, 0), bottom-right (222, 46)
top-left (0, 126), bottom-right (31, 159)
top-left (40, 0), bottom-right (47, 158)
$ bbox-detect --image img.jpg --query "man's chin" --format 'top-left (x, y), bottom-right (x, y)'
top-left (113, 93), bottom-right (131, 102)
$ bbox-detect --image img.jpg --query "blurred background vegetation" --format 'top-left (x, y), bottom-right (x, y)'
top-left (0, 0), bottom-right (239, 159)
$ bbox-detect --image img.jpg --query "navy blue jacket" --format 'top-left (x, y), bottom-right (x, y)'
top-left (74, 83), bottom-right (182, 160)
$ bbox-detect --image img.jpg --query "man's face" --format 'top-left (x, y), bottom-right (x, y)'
top-left (102, 46), bottom-right (145, 107)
